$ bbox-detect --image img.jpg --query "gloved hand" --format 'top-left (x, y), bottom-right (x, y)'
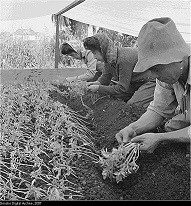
top-left (87, 85), bottom-right (99, 93)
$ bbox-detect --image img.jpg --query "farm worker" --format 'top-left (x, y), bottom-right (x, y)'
top-left (115, 17), bottom-right (190, 153)
top-left (60, 40), bottom-right (104, 82)
top-left (83, 33), bottom-right (156, 108)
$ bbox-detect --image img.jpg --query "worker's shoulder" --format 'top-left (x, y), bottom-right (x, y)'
top-left (117, 46), bottom-right (138, 63)
top-left (82, 49), bottom-right (93, 58)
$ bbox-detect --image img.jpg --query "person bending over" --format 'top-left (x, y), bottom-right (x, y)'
top-left (115, 17), bottom-right (190, 153)
top-left (60, 40), bottom-right (104, 82)
top-left (83, 33), bottom-right (156, 108)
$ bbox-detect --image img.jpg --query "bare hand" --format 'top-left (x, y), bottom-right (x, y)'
top-left (115, 126), bottom-right (137, 144)
top-left (131, 133), bottom-right (161, 153)
top-left (66, 76), bottom-right (77, 82)
top-left (88, 85), bottom-right (99, 93)
top-left (86, 81), bottom-right (100, 87)
top-left (51, 78), bottom-right (66, 86)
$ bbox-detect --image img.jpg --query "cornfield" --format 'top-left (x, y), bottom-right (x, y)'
top-left (0, 36), bottom-right (56, 70)
top-left (0, 36), bottom-right (83, 70)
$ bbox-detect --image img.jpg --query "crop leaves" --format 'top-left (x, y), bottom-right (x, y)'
top-left (0, 79), bottom-right (98, 200)
top-left (98, 142), bottom-right (140, 183)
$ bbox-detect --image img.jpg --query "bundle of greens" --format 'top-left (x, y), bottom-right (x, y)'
top-left (98, 142), bottom-right (140, 183)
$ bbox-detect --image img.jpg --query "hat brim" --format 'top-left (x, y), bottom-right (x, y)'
top-left (134, 44), bottom-right (190, 72)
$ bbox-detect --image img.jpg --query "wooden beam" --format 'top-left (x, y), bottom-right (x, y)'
top-left (55, 0), bottom-right (85, 16)
top-left (54, 15), bottom-right (60, 69)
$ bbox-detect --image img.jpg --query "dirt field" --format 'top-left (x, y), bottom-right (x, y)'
top-left (1, 68), bottom-right (190, 201)
top-left (58, 92), bottom-right (190, 200)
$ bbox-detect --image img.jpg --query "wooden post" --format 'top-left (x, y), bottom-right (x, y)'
top-left (88, 24), bottom-right (94, 37)
top-left (54, 0), bottom-right (85, 69)
top-left (55, 15), bottom-right (60, 69)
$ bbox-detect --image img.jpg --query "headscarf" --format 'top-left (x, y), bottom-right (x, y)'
top-left (93, 33), bottom-right (118, 67)
top-left (66, 39), bottom-right (85, 55)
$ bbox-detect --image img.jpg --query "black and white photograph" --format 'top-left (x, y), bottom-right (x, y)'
top-left (0, 0), bottom-right (190, 202)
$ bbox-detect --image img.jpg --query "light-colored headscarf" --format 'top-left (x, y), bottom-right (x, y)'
top-left (66, 39), bottom-right (85, 55)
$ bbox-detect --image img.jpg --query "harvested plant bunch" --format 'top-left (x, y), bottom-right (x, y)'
top-left (99, 142), bottom-right (140, 183)
top-left (63, 80), bottom-right (104, 107)
top-left (51, 79), bottom-right (88, 97)
top-left (51, 79), bottom-right (101, 117)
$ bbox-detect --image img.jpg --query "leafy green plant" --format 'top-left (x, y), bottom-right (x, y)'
top-left (98, 142), bottom-right (140, 183)
top-left (0, 79), bottom-right (99, 200)
top-left (0, 36), bottom-right (55, 70)
top-left (51, 79), bottom-right (102, 118)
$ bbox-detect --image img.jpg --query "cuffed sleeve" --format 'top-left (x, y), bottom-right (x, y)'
top-left (147, 79), bottom-right (178, 118)
top-left (97, 63), bottom-right (112, 86)
top-left (78, 50), bottom-right (97, 81)
top-left (98, 62), bottom-right (133, 95)
top-left (84, 50), bottom-right (97, 73)
top-left (77, 72), bottom-right (95, 81)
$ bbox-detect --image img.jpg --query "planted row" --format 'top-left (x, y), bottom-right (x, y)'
top-left (0, 79), bottom-right (98, 200)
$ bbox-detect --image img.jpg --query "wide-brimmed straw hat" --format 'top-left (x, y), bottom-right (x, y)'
top-left (134, 17), bottom-right (190, 72)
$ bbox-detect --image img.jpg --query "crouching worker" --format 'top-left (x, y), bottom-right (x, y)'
top-left (60, 40), bottom-right (104, 82)
top-left (83, 33), bottom-right (156, 108)
top-left (115, 17), bottom-right (190, 153)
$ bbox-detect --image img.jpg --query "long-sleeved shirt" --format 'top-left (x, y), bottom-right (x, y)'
top-left (77, 50), bottom-right (97, 81)
top-left (97, 47), bottom-right (153, 95)
top-left (147, 57), bottom-right (190, 126)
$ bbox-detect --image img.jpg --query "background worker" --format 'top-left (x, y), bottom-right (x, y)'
top-left (60, 40), bottom-right (103, 82)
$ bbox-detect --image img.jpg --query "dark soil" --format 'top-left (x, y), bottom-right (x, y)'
top-left (2, 69), bottom-right (190, 201)
top-left (51, 86), bottom-right (190, 201)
